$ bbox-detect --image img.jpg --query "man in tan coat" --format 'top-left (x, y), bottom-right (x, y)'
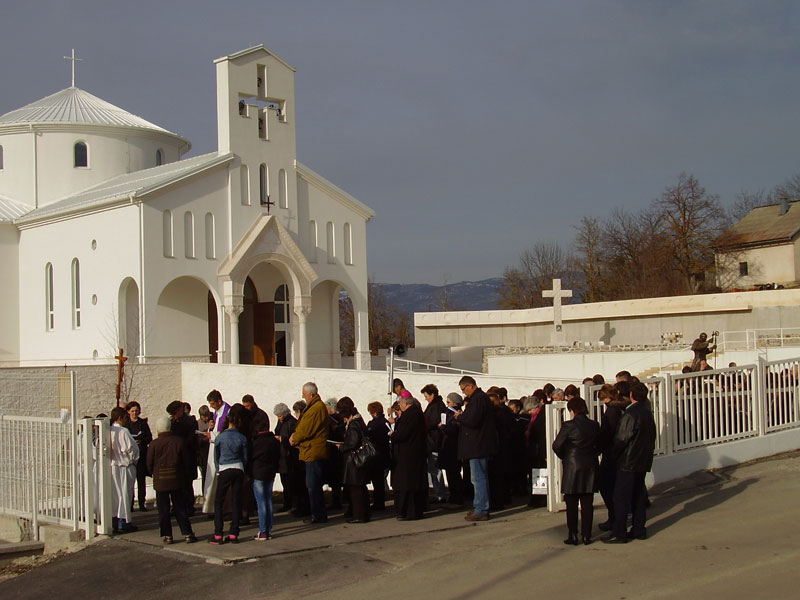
top-left (290, 382), bottom-right (330, 523)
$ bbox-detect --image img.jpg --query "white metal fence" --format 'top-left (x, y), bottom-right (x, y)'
top-left (720, 328), bottom-right (800, 352)
top-left (546, 357), bottom-right (800, 511)
top-left (0, 372), bottom-right (112, 539)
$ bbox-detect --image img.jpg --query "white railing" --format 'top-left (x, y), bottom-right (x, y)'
top-left (763, 357), bottom-right (800, 432)
top-left (546, 358), bottom-right (800, 511)
top-left (0, 372), bottom-right (112, 540)
top-left (390, 357), bottom-right (483, 376)
top-left (721, 328), bottom-right (800, 352)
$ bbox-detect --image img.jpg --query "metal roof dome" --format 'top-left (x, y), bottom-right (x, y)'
top-left (0, 86), bottom-right (177, 135)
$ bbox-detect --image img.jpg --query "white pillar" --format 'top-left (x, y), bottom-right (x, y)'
top-left (294, 296), bottom-right (312, 368)
top-left (225, 305), bottom-right (244, 365)
top-left (354, 309), bottom-right (371, 370)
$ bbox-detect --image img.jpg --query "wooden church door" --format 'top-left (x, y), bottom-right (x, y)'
top-left (253, 302), bottom-right (275, 365)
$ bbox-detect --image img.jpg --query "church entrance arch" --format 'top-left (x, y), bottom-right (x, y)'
top-left (238, 262), bottom-right (292, 366)
top-left (155, 276), bottom-right (219, 361)
top-left (310, 279), bottom-right (366, 368)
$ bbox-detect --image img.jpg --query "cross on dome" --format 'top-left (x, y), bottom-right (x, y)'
top-left (63, 49), bottom-right (83, 88)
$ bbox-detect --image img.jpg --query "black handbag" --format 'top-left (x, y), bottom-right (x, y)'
top-left (352, 437), bottom-right (378, 469)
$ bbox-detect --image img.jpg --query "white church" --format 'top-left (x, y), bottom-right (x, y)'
top-left (0, 46), bottom-right (374, 370)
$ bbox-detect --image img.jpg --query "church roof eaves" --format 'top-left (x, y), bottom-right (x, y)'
top-left (213, 45), bottom-right (296, 72)
top-left (0, 87), bottom-right (189, 147)
top-left (0, 194), bottom-right (31, 222)
top-left (295, 162), bottom-right (375, 221)
top-left (15, 152), bottom-right (233, 225)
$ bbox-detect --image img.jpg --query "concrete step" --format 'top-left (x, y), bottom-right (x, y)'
top-left (0, 541), bottom-right (44, 566)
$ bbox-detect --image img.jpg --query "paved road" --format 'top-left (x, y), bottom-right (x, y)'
top-left (1, 451), bottom-right (798, 599)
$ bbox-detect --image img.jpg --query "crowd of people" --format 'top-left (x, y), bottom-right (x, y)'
top-left (107, 371), bottom-right (657, 547)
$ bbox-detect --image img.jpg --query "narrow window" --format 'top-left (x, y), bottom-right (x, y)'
top-left (258, 109), bottom-right (267, 140)
top-left (184, 211), bottom-right (195, 259)
top-left (155, 149), bottom-right (163, 166)
top-left (71, 258), bottom-right (81, 329)
top-left (74, 141), bottom-right (88, 167)
top-left (274, 284), bottom-right (290, 324)
top-left (205, 213), bottom-right (216, 259)
top-left (326, 221), bottom-right (335, 263)
top-left (0, 145), bottom-right (4, 170)
top-left (739, 262), bottom-right (748, 276)
top-left (308, 220), bottom-right (318, 263)
top-left (163, 210), bottom-right (174, 257)
top-left (241, 164), bottom-right (250, 206)
top-left (259, 164), bottom-right (269, 206)
top-left (45, 263), bottom-right (54, 330)
top-left (344, 222), bottom-right (353, 265)
top-left (278, 168), bottom-right (288, 208)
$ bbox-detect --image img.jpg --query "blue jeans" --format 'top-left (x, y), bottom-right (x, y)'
top-left (252, 478), bottom-right (275, 535)
top-left (305, 460), bottom-right (327, 520)
top-left (470, 457), bottom-right (490, 515)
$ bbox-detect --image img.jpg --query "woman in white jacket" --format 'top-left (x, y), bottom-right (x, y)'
top-left (110, 406), bottom-right (140, 533)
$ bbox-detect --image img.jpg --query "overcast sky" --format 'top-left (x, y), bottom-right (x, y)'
top-left (2, 1), bottom-right (799, 284)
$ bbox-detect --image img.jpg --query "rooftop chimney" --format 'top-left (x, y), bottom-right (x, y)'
top-left (780, 196), bottom-right (789, 216)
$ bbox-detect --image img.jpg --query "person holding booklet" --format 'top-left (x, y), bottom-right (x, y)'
top-left (365, 402), bottom-right (391, 511)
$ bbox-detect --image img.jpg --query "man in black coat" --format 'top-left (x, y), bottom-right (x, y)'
top-left (455, 376), bottom-right (498, 521)
top-left (167, 401), bottom-right (199, 517)
top-left (604, 382), bottom-right (657, 543)
top-left (391, 395), bottom-right (428, 520)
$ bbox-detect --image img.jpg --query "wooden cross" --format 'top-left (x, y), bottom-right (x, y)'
top-left (63, 49), bottom-right (83, 87)
top-left (115, 348), bottom-right (127, 404)
top-left (542, 278), bottom-right (572, 345)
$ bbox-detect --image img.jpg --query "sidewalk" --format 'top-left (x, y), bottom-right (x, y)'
top-left (2, 450), bottom-right (798, 599)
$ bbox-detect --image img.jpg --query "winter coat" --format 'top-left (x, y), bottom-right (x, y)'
top-left (147, 432), bottom-right (186, 492)
top-left (457, 388), bottom-right (498, 460)
top-left (613, 401), bottom-right (657, 473)
top-left (526, 408), bottom-right (547, 469)
top-left (214, 428), bottom-right (249, 470)
top-left (292, 395), bottom-right (330, 463)
top-left (391, 403), bottom-right (428, 492)
top-left (599, 399), bottom-right (630, 456)
top-left (366, 414), bottom-right (391, 471)
top-left (339, 415), bottom-right (369, 486)
top-left (437, 408), bottom-right (461, 470)
top-left (251, 430), bottom-right (280, 482)
top-left (552, 413), bottom-right (600, 494)
top-left (423, 397), bottom-right (447, 453)
top-left (275, 415), bottom-right (299, 474)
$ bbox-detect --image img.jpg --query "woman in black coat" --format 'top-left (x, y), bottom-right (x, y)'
top-left (366, 402), bottom-right (391, 511)
top-left (337, 407), bottom-right (370, 523)
top-left (552, 396), bottom-right (600, 545)
top-left (391, 396), bottom-right (428, 520)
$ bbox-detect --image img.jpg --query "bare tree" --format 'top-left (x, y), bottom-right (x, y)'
top-left (499, 241), bottom-right (571, 309)
top-left (656, 173), bottom-right (727, 294)
top-left (339, 278), bottom-right (413, 355)
top-left (432, 273), bottom-right (458, 312)
top-left (571, 216), bottom-right (606, 302)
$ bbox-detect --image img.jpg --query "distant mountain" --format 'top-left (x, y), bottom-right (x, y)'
top-left (378, 278), bottom-right (503, 315)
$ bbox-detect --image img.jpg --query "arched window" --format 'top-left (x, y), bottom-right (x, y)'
top-left (0, 145), bottom-right (4, 170)
top-left (184, 211), bottom-right (195, 258)
top-left (155, 149), bottom-right (163, 166)
top-left (71, 258), bottom-right (81, 329)
top-left (326, 221), bottom-right (335, 263)
top-left (205, 213), bottom-right (216, 259)
top-left (308, 220), bottom-right (318, 263)
top-left (241, 164), bottom-right (250, 206)
top-left (45, 263), bottom-right (54, 330)
top-left (259, 163), bottom-right (269, 206)
top-left (278, 168), bottom-right (287, 208)
top-left (274, 284), bottom-right (290, 324)
top-left (163, 210), bottom-right (174, 257)
top-left (343, 222), bottom-right (353, 265)
top-left (74, 141), bottom-right (88, 168)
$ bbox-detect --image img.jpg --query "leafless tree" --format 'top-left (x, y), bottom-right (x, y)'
top-left (499, 241), bottom-right (571, 309)
top-left (339, 278), bottom-right (412, 355)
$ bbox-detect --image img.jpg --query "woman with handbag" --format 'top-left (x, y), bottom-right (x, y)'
top-left (337, 405), bottom-right (371, 523)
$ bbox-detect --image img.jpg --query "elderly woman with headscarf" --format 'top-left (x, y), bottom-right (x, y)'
top-left (552, 396), bottom-right (600, 545)
top-left (273, 402), bottom-right (308, 517)
top-left (437, 392), bottom-right (465, 508)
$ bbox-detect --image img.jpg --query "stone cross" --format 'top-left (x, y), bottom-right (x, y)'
top-left (115, 348), bottom-right (127, 404)
top-left (542, 278), bottom-right (572, 346)
top-left (63, 49), bottom-right (83, 87)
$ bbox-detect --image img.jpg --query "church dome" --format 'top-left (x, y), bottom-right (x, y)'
top-left (0, 87), bottom-right (181, 138)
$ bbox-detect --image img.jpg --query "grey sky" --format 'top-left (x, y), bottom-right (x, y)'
top-left (2, 1), bottom-right (799, 284)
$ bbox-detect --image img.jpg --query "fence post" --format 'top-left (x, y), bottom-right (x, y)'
top-left (756, 356), bottom-right (767, 436)
top-left (70, 372), bottom-right (79, 533)
top-left (96, 418), bottom-right (113, 535)
top-left (81, 418), bottom-right (95, 540)
top-left (662, 374), bottom-right (674, 455)
top-left (30, 427), bottom-right (39, 541)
